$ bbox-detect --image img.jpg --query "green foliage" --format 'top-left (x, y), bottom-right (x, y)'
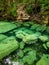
top-left (10, 2), bottom-right (17, 17)
top-left (38, 0), bottom-right (49, 15)
top-left (21, 0), bottom-right (34, 4)
top-left (26, 4), bottom-right (33, 14)
top-left (0, 0), bottom-right (4, 11)
top-left (38, 0), bottom-right (49, 4)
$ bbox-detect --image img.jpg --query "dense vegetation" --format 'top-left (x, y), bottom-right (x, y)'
top-left (0, 0), bottom-right (49, 24)
top-left (0, 0), bottom-right (49, 65)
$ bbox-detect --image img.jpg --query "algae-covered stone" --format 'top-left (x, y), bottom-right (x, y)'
top-left (0, 34), bottom-right (7, 41)
top-left (46, 42), bottom-right (49, 48)
top-left (23, 29), bottom-right (33, 34)
top-left (19, 42), bottom-right (25, 49)
top-left (17, 50), bottom-right (24, 58)
top-left (39, 35), bottom-right (48, 42)
top-left (0, 36), bottom-right (18, 60)
top-left (23, 50), bottom-right (36, 64)
top-left (16, 31), bottom-right (28, 39)
top-left (23, 34), bottom-right (38, 44)
top-left (43, 44), bottom-right (47, 49)
top-left (36, 54), bottom-right (49, 65)
top-left (0, 22), bottom-right (16, 33)
top-left (23, 48), bottom-right (32, 53)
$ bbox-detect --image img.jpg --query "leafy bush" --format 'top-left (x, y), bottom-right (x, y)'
top-left (26, 4), bottom-right (33, 14)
